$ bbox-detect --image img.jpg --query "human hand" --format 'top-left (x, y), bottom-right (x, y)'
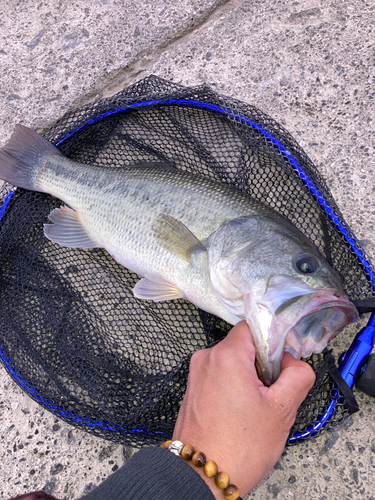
top-left (173, 321), bottom-right (316, 499)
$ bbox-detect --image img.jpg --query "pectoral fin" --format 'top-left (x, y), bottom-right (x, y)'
top-left (44, 206), bottom-right (99, 249)
top-left (154, 213), bottom-right (206, 263)
top-left (133, 275), bottom-right (183, 301)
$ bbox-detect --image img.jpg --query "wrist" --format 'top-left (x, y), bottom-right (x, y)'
top-left (185, 459), bottom-right (234, 500)
top-left (160, 440), bottom-right (242, 500)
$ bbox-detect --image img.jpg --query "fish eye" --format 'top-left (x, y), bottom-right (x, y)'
top-left (295, 254), bottom-right (319, 274)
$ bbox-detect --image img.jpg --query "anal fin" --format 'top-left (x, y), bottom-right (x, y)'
top-left (133, 275), bottom-right (183, 302)
top-left (44, 206), bottom-right (99, 249)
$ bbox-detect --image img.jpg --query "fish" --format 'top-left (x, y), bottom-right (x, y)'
top-left (0, 124), bottom-right (359, 385)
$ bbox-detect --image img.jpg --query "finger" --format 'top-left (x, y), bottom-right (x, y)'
top-left (215, 320), bottom-right (257, 365)
top-left (268, 353), bottom-right (316, 415)
top-left (281, 352), bottom-right (316, 388)
top-left (188, 321), bottom-right (255, 370)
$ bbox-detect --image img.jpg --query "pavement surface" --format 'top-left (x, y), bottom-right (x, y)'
top-left (0, 0), bottom-right (375, 498)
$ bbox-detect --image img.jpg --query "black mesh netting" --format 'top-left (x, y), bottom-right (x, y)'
top-left (0, 75), bottom-right (373, 447)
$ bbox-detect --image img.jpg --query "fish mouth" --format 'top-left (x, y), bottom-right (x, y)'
top-left (245, 289), bottom-right (359, 386)
top-left (283, 299), bottom-right (358, 360)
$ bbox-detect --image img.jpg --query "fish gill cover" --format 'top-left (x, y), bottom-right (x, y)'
top-left (0, 75), bottom-right (373, 447)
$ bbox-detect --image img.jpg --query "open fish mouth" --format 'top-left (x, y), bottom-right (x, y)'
top-left (282, 299), bottom-right (359, 360)
top-left (248, 290), bottom-right (359, 386)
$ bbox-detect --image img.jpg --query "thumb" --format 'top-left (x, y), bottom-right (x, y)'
top-left (268, 353), bottom-right (316, 419)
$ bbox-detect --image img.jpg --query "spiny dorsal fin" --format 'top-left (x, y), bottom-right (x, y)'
top-left (154, 213), bottom-right (206, 263)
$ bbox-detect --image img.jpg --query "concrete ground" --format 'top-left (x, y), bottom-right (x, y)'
top-left (0, 0), bottom-right (374, 498)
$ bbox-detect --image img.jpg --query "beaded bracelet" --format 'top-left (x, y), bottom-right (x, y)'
top-left (160, 440), bottom-right (242, 500)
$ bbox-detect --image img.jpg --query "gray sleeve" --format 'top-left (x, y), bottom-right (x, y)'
top-left (79, 446), bottom-right (216, 500)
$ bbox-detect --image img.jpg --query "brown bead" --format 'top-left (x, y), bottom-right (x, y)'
top-left (192, 451), bottom-right (206, 467)
top-left (224, 484), bottom-right (240, 500)
top-left (215, 471), bottom-right (230, 489)
top-left (181, 444), bottom-right (195, 461)
top-left (203, 460), bottom-right (218, 478)
top-left (160, 440), bottom-right (173, 449)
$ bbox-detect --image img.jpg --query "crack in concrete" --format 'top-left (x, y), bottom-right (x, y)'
top-left (73, 0), bottom-right (241, 109)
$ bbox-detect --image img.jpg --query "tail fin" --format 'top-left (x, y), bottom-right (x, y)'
top-left (0, 124), bottom-right (61, 190)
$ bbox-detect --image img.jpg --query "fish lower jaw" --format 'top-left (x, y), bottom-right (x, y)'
top-left (262, 329), bottom-right (321, 384)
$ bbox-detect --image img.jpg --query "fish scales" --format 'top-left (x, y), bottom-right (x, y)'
top-left (37, 155), bottom-right (270, 276)
top-left (37, 155), bottom-right (277, 324)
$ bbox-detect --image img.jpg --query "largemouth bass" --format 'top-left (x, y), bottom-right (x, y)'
top-left (0, 124), bottom-right (358, 385)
